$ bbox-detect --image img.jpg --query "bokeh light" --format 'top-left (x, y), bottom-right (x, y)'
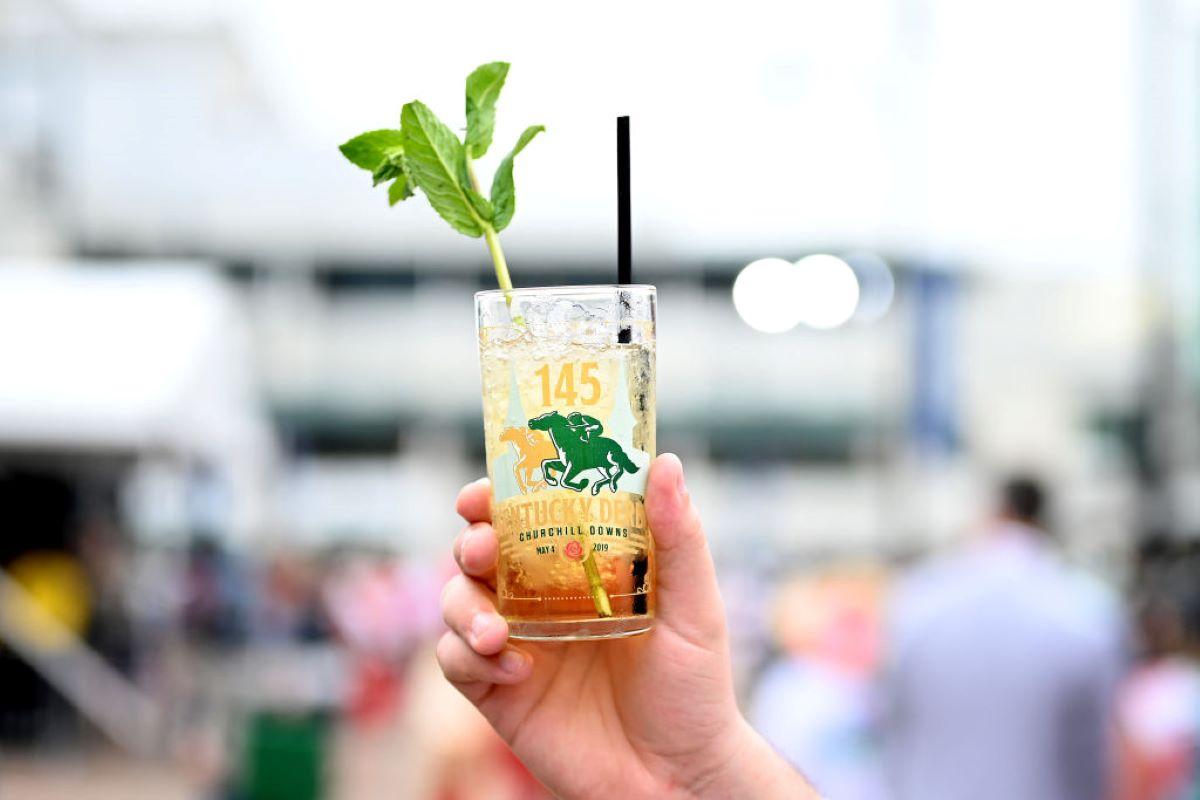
top-left (732, 257), bottom-right (806, 333)
top-left (794, 254), bottom-right (860, 329)
top-left (843, 251), bottom-right (895, 323)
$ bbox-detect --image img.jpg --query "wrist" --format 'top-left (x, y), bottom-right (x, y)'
top-left (685, 718), bottom-right (820, 800)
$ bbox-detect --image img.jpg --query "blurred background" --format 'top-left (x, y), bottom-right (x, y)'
top-left (2, 0), bottom-right (1200, 797)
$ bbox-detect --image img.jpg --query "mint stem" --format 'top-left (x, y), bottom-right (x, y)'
top-left (465, 157), bottom-right (607, 617)
top-left (465, 154), bottom-right (608, 618)
top-left (483, 226), bottom-right (513, 294)
top-left (464, 155), bottom-right (516, 307)
top-left (581, 546), bottom-right (613, 617)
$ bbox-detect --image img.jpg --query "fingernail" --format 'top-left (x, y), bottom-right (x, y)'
top-left (469, 612), bottom-right (492, 645)
top-left (460, 527), bottom-right (475, 557)
top-left (676, 462), bottom-right (688, 500)
top-left (500, 650), bottom-right (526, 674)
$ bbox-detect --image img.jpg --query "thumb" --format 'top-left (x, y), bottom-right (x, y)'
top-left (644, 453), bottom-right (727, 644)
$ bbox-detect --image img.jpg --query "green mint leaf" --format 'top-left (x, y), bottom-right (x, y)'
top-left (466, 187), bottom-right (494, 220)
top-left (401, 101), bottom-right (486, 237)
top-left (339, 129), bottom-right (405, 171)
top-left (489, 125), bottom-right (544, 232)
top-left (388, 175), bottom-right (413, 205)
top-left (372, 160), bottom-right (402, 186)
top-left (465, 62), bottom-right (509, 159)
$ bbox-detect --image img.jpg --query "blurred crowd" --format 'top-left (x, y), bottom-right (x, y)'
top-left (0, 474), bottom-right (1198, 799)
top-left (4, 0), bottom-right (1200, 796)
top-left (749, 478), bottom-right (1200, 800)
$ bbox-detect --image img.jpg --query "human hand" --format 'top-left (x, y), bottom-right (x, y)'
top-left (437, 453), bottom-right (817, 799)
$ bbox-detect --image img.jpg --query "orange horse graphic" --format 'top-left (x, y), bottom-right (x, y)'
top-left (500, 426), bottom-right (559, 494)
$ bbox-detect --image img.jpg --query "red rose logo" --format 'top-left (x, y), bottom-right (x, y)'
top-left (563, 540), bottom-right (585, 561)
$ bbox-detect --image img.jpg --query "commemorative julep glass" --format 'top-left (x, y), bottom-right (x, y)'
top-left (475, 286), bottom-right (656, 640)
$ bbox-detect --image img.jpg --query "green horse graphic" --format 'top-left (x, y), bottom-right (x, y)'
top-left (528, 411), bottom-right (640, 495)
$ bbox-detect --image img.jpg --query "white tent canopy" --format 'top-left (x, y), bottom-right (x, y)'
top-left (0, 262), bottom-right (275, 538)
top-left (0, 262), bottom-right (266, 455)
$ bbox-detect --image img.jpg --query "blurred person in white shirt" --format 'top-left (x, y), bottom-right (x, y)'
top-left (882, 476), bottom-right (1124, 800)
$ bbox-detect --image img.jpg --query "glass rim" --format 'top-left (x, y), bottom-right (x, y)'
top-left (475, 284), bottom-right (656, 301)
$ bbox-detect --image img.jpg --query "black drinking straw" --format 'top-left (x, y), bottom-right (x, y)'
top-left (617, 116), bottom-right (632, 285)
top-left (617, 116), bottom-right (632, 344)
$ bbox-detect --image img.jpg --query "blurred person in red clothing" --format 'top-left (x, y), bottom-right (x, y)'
top-left (323, 550), bottom-right (442, 726)
top-left (1115, 594), bottom-right (1200, 800)
top-left (399, 641), bottom-right (549, 800)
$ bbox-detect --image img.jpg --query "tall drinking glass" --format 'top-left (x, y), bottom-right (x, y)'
top-left (475, 286), bottom-right (656, 640)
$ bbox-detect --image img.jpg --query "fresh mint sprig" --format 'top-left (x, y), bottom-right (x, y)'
top-left (339, 62), bottom-right (542, 295)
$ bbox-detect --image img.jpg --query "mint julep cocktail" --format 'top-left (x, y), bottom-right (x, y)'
top-left (477, 286), bottom-right (656, 640)
top-left (339, 62), bottom-right (657, 640)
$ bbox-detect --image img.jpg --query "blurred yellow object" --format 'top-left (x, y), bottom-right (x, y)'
top-left (4, 551), bottom-right (91, 651)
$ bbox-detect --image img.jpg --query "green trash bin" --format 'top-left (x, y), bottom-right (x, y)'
top-left (241, 710), bottom-right (330, 800)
